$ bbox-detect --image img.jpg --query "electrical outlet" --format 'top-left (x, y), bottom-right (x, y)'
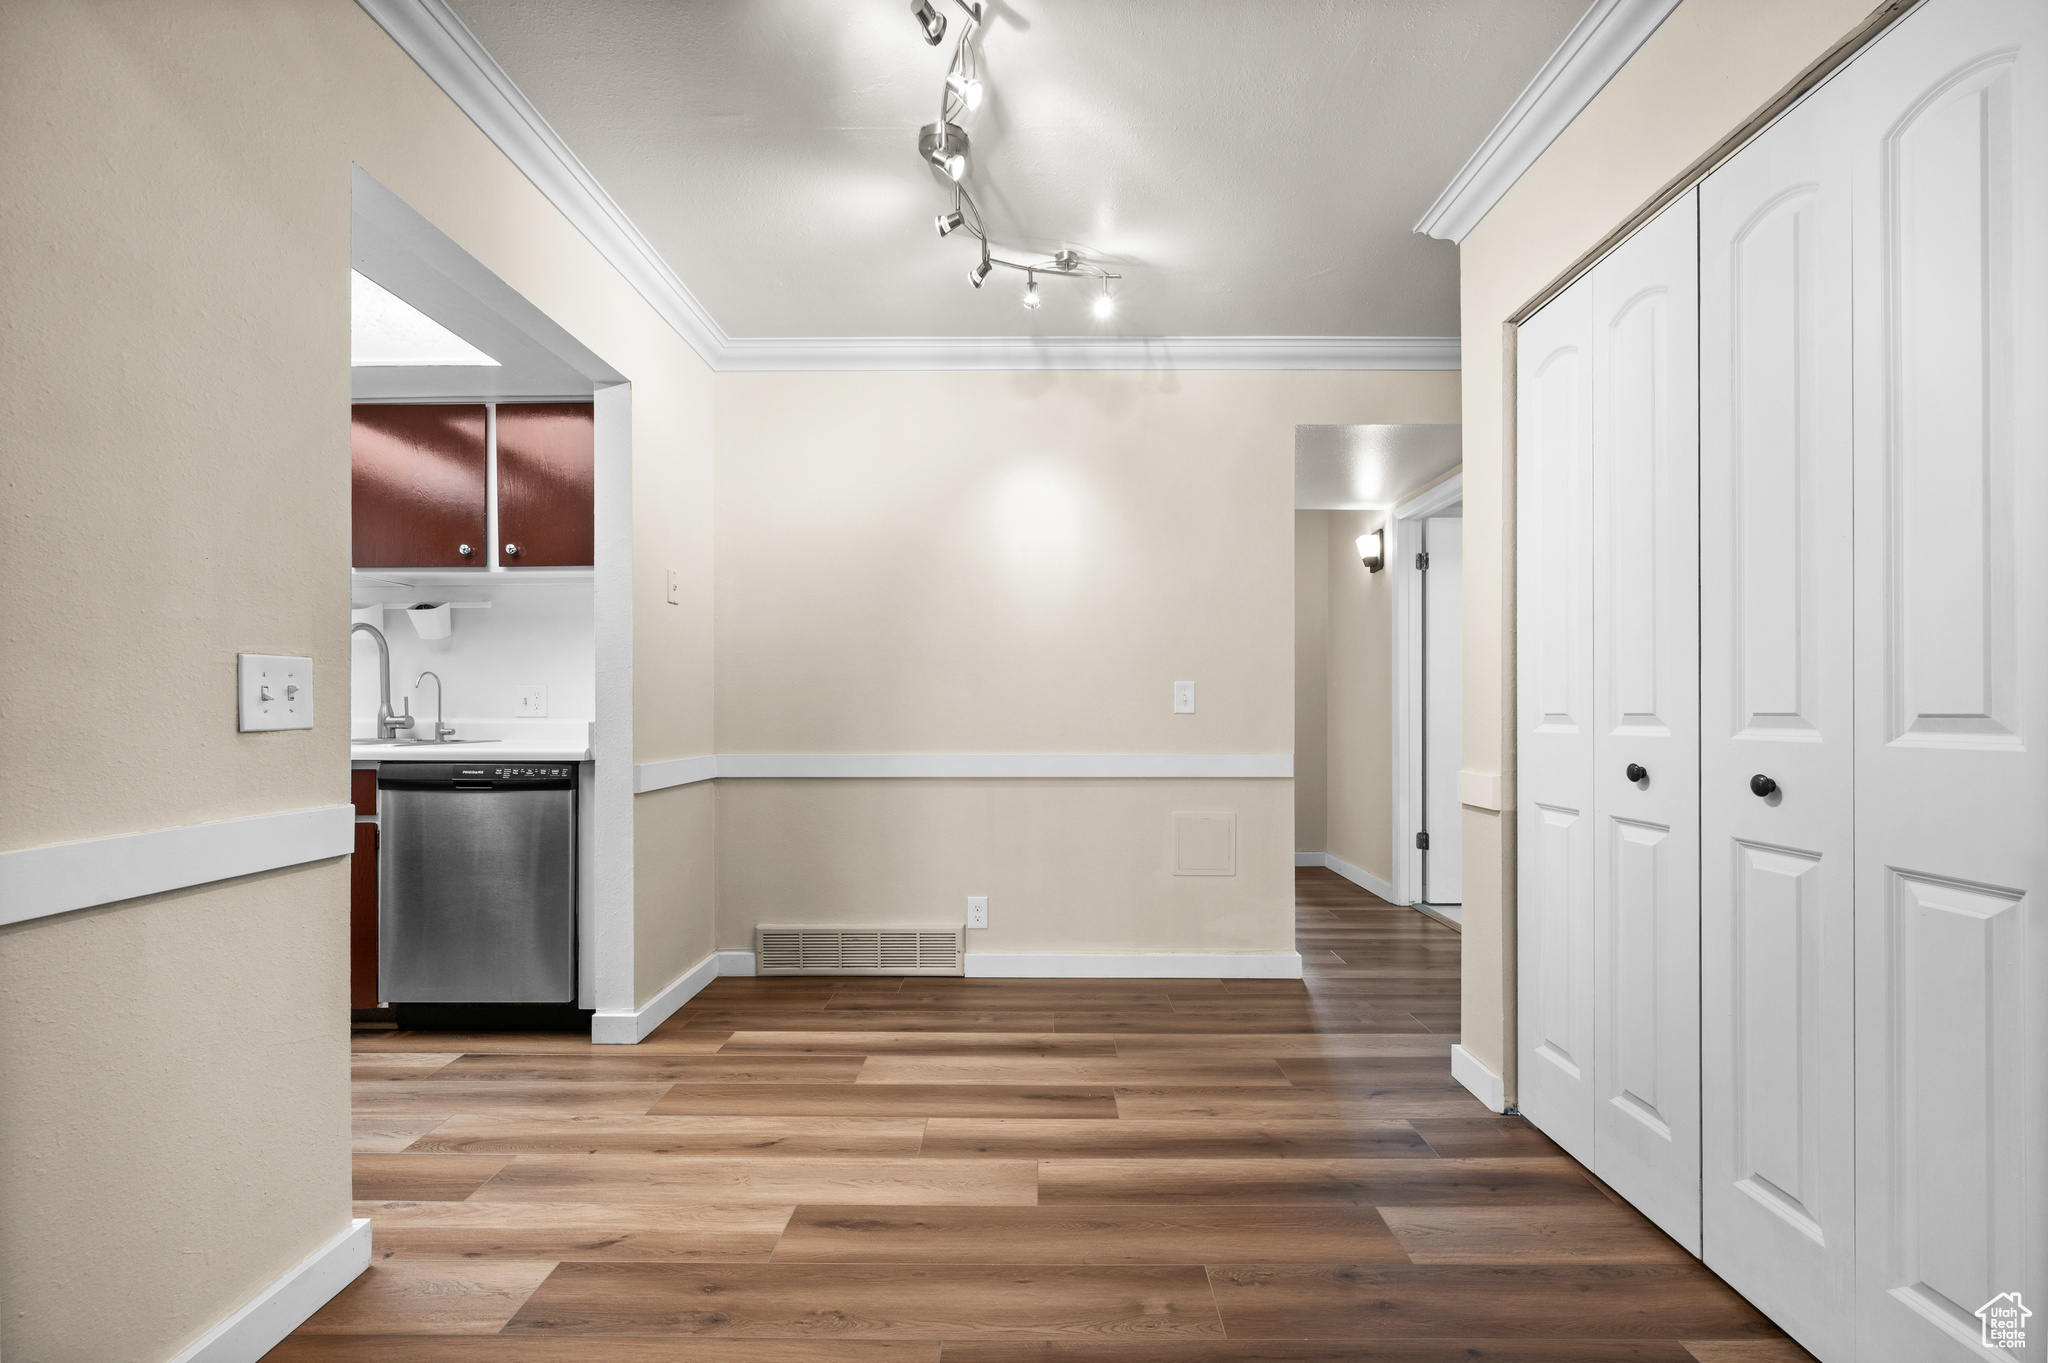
top-left (966, 896), bottom-right (989, 930)
top-left (1173, 680), bottom-right (1196, 714)
top-left (516, 686), bottom-right (548, 717)
top-left (666, 568), bottom-right (680, 605)
top-left (238, 654), bottom-right (313, 732)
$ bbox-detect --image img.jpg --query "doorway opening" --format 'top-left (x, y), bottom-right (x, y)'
top-left (1391, 473), bottom-right (1463, 925)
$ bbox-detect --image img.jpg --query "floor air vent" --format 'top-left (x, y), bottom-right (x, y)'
top-left (755, 925), bottom-right (965, 976)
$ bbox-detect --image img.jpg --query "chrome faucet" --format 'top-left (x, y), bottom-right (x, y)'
top-left (350, 622), bottom-right (415, 740)
top-left (413, 670), bottom-right (457, 742)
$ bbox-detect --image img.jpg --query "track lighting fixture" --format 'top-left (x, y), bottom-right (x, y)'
top-left (911, 0), bottom-right (1124, 311)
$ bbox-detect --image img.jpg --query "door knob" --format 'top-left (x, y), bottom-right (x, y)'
top-left (1625, 763), bottom-right (1647, 783)
top-left (504, 543), bottom-right (521, 558)
top-left (1750, 774), bottom-right (1779, 798)
top-left (458, 543), bottom-right (473, 556)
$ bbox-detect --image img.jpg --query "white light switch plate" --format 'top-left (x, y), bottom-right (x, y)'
top-left (966, 896), bottom-right (989, 930)
top-left (238, 654), bottom-right (313, 732)
top-left (517, 686), bottom-right (549, 717)
top-left (666, 568), bottom-right (681, 605)
top-left (1173, 681), bottom-right (1196, 714)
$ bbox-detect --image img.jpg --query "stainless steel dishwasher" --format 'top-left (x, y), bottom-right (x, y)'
top-left (378, 762), bottom-right (577, 1003)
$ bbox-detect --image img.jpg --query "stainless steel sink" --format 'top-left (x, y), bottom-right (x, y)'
top-left (355, 738), bottom-right (502, 747)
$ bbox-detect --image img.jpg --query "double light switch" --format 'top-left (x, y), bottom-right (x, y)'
top-left (238, 654), bottom-right (313, 732)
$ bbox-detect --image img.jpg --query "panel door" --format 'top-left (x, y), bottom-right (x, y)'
top-left (1698, 84), bottom-right (1859, 1359)
top-left (497, 402), bottom-right (595, 567)
top-left (1423, 515), bottom-right (1464, 905)
top-left (1589, 193), bottom-right (1702, 1252)
top-left (1516, 274), bottom-right (1598, 1166)
top-left (1842, 1), bottom-right (2048, 1356)
top-left (351, 404), bottom-right (487, 568)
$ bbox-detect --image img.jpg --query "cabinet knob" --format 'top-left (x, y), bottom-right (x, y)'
top-left (458, 543), bottom-right (473, 556)
top-left (504, 543), bottom-right (521, 558)
top-left (1750, 773), bottom-right (1779, 798)
top-left (1625, 763), bottom-right (1647, 783)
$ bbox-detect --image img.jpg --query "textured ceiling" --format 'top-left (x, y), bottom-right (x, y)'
top-left (449, 0), bottom-right (1587, 339)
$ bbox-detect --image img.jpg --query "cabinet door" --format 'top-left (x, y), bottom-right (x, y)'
top-left (1699, 84), bottom-right (1858, 1359)
top-left (1588, 193), bottom-right (1702, 1253)
top-left (1516, 273), bottom-right (1598, 1167)
top-left (351, 404), bottom-right (487, 568)
top-left (496, 402), bottom-right (594, 567)
top-left (1844, 1), bottom-right (2048, 1356)
top-left (351, 820), bottom-right (378, 1010)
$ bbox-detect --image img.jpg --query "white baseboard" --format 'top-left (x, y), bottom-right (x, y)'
top-left (1320, 852), bottom-right (1398, 902)
top-left (1294, 850), bottom-right (1324, 867)
top-left (716, 949), bottom-right (756, 977)
top-left (591, 950), bottom-right (720, 1044)
top-left (168, 1218), bottom-right (369, 1363)
top-left (1450, 1043), bottom-right (1506, 1113)
top-left (965, 952), bottom-right (1303, 979)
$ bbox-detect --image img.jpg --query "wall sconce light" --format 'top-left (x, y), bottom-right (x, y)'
top-left (1357, 530), bottom-right (1384, 573)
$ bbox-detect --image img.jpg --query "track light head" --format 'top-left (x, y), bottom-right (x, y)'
top-left (936, 210), bottom-right (966, 237)
top-left (1022, 274), bottom-right (1042, 309)
top-left (918, 121), bottom-right (970, 182)
top-left (968, 256), bottom-right (993, 289)
top-left (946, 72), bottom-right (984, 112)
top-left (912, 0), bottom-right (946, 45)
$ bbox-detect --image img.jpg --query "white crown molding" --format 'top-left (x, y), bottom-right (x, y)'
top-left (1413, 0), bottom-right (1683, 244)
top-left (716, 335), bottom-right (1460, 373)
top-left (357, 0), bottom-right (1459, 373)
top-left (0, 805), bottom-right (357, 928)
top-left (632, 753), bottom-right (1294, 791)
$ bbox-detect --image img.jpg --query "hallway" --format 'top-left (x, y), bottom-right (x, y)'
top-left (270, 869), bottom-right (1807, 1358)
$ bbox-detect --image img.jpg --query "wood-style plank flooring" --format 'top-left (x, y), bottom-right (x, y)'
top-left (267, 868), bottom-right (1812, 1361)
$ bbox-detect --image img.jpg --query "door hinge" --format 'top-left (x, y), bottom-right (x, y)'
top-left (1416, 831), bottom-right (1430, 850)
top-left (1416, 551), bottom-right (1429, 570)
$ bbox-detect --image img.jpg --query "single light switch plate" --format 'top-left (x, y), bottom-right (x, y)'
top-left (517, 686), bottom-right (549, 717)
top-left (238, 654), bottom-right (313, 732)
top-left (966, 896), bottom-right (989, 929)
top-left (1173, 681), bottom-right (1196, 714)
top-left (666, 568), bottom-right (681, 605)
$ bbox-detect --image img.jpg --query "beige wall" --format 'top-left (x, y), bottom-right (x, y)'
top-left (713, 370), bottom-right (1458, 955)
top-left (1323, 509), bottom-right (1395, 883)
top-left (1454, 0), bottom-right (1881, 1094)
top-left (0, 3), bottom-right (715, 1357)
top-left (1292, 512), bottom-right (1330, 852)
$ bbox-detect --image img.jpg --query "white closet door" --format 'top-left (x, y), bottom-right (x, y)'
top-left (1698, 85), bottom-right (1859, 1358)
top-left (1842, 0), bottom-right (2048, 1357)
top-left (1588, 193), bottom-right (1702, 1252)
top-left (1423, 515), bottom-right (1464, 904)
top-left (1516, 275), bottom-right (1598, 1166)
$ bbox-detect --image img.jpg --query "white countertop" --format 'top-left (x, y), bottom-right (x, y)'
top-left (350, 719), bottom-right (592, 764)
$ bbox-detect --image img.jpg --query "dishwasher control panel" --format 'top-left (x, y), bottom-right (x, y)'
top-left (458, 766), bottom-right (573, 782)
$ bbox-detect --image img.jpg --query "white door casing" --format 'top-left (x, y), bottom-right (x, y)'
top-left (1423, 515), bottom-right (1465, 904)
top-left (1588, 192), bottom-right (1703, 1253)
top-left (1515, 274), bottom-right (1598, 1167)
top-left (1698, 81), bottom-right (1859, 1359)
top-left (1843, 1), bottom-right (2046, 1356)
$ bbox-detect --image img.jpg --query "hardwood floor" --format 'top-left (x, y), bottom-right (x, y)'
top-left (266, 867), bottom-right (1809, 1361)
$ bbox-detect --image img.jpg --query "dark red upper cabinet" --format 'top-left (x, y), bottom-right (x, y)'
top-left (496, 403), bottom-right (595, 568)
top-left (352, 404), bottom-right (488, 568)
